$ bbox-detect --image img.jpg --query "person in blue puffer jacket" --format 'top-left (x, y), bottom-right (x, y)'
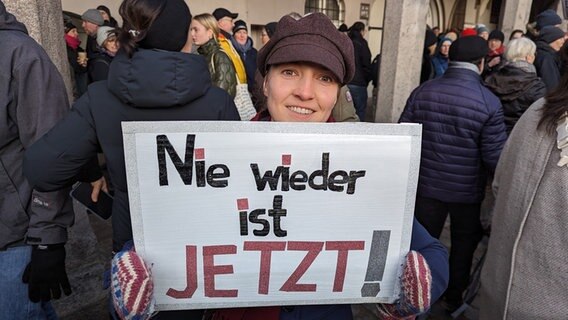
top-left (399, 35), bottom-right (507, 312)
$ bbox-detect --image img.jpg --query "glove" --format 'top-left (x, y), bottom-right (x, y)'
top-left (22, 244), bottom-right (72, 302)
top-left (376, 250), bottom-right (432, 319)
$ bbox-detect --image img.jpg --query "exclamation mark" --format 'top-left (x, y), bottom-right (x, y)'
top-left (361, 230), bottom-right (390, 297)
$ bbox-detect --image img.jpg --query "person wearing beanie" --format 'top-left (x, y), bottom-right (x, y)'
top-left (261, 21), bottom-right (277, 45)
top-left (476, 24), bottom-right (489, 40)
top-left (97, 4), bottom-right (119, 28)
top-left (81, 8), bottom-right (104, 58)
top-left (88, 26), bottom-right (118, 83)
top-left (63, 20), bottom-right (88, 99)
top-left (23, 1), bottom-right (240, 318)
top-left (190, 13), bottom-right (237, 97)
top-left (432, 37), bottom-right (452, 78)
top-left (400, 34), bottom-right (507, 313)
top-left (460, 27), bottom-right (477, 37)
top-left (484, 29), bottom-right (506, 78)
top-left (421, 28), bottom-right (438, 83)
top-left (536, 9), bottom-right (563, 31)
top-left (231, 19), bottom-right (258, 93)
top-left (212, 7), bottom-right (247, 85)
top-left (347, 21), bottom-right (372, 121)
top-left (534, 26), bottom-right (566, 91)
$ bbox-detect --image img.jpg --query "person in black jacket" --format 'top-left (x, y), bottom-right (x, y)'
top-left (88, 26), bottom-right (118, 83)
top-left (534, 26), bottom-right (566, 91)
top-left (485, 37), bottom-right (546, 134)
top-left (24, 2), bottom-right (239, 318)
top-left (231, 19), bottom-right (258, 93)
top-left (346, 21), bottom-right (372, 122)
top-left (64, 21), bottom-right (88, 99)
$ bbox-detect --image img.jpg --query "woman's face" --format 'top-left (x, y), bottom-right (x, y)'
top-left (488, 39), bottom-right (502, 51)
top-left (66, 28), bottom-right (78, 39)
top-left (234, 29), bottom-right (248, 45)
top-left (261, 29), bottom-right (270, 45)
top-left (99, 10), bottom-right (110, 22)
top-left (190, 20), bottom-right (213, 46)
top-left (104, 36), bottom-right (119, 55)
top-left (264, 62), bottom-right (340, 123)
top-left (439, 40), bottom-right (451, 56)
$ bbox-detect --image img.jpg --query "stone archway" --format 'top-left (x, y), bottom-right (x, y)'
top-left (449, 0), bottom-right (467, 30)
top-left (428, 0), bottom-right (446, 30)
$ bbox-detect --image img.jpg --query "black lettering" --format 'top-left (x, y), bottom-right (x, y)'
top-left (249, 209), bottom-right (270, 236)
top-left (328, 170), bottom-right (349, 192)
top-left (308, 153), bottom-right (329, 190)
top-left (156, 134), bottom-right (194, 186)
top-left (268, 195), bottom-right (287, 237)
top-left (250, 164), bottom-right (283, 191)
top-left (347, 171), bottom-right (366, 195)
top-left (196, 160), bottom-right (206, 187)
top-left (207, 165), bottom-right (230, 188)
top-left (290, 171), bottom-right (308, 191)
top-left (239, 211), bottom-right (248, 236)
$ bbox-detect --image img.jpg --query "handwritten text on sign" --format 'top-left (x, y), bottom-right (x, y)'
top-left (123, 122), bottom-right (421, 310)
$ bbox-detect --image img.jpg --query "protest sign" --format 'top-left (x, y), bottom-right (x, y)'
top-left (122, 121), bottom-right (421, 311)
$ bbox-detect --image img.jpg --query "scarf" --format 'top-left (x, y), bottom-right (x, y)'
top-left (232, 37), bottom-right (253, 55)
top-left (65, 34), bottom-right (81, 50)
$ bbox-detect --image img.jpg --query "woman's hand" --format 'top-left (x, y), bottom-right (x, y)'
top-left (90, 176), bottom-right (108, 202)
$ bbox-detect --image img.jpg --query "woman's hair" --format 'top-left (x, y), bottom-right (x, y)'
top-left (193, 13), bottom-right (220, 38)
top-left (505, 37), bottom-right (536, 62)
top-left (509, 29), bottom-right (524, 40)
top-left (117, 0), bottom-right (166, 57)
top-left (348, 21), bottom-right (365, 38)
top-left (539, 44), bottom-right (568, 133)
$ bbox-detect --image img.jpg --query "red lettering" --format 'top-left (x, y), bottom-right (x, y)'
top-left (166, 245), bottom-right (198, 299)
top-left (243, 241), bottom-right (287, 294)
top-left (203, 245), bottom-right (238, 297)
top-left (280, 241), bottom-right (323, 292)
top-left (325, 241), bottom-right (365, 292)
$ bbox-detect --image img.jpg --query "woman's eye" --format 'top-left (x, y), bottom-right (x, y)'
top-left (319, 75), bottom-right (334, 83)
top-left (282, 69), bottom-right (297, 76)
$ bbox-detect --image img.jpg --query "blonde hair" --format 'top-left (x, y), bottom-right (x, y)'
top-left (505, 37), bottom-right (536, 62)
top-left (193, 13), bottom-right (220, 38)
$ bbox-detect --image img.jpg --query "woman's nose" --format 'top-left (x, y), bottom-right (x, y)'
top-left (293, 77), bottom-right (315, 100)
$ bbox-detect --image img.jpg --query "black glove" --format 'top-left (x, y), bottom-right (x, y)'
top-left (22, 244), bottom-right (72, 302)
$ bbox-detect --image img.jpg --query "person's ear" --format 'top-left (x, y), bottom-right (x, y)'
top-left (263, 77), bottom-right (269, 97)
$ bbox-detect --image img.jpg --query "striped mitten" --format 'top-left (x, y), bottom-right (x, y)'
top-left (376, 250), bottom-right (432, 319)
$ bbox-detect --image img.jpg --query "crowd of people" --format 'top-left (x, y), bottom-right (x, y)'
top-left (1, 0), bottom-right (567, 319)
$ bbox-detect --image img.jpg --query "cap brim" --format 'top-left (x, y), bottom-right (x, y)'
top-left (229, 13), bottom-right (238, 19)
top-left (265, 35), bottom-right (345, 84)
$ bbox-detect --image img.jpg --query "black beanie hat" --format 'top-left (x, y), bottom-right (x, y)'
top-left (488, 30), bottom-right (505, 42)
top-left (138, 0), bottom-right (191, 52)
top-left (449, 36), bottom-right (489, 62)
top-left (539, 26), bottom-right (566, 44)
top-left (64, 21), bottom-right (77, 34)
top-left (424, 29), bottom-right (437, 48)
top-left (97, 5), bottom-right (111, 18)
top-left (264, 22), bottom-right (277, 38)
top-left (536, 9), bottom-right (563, 31)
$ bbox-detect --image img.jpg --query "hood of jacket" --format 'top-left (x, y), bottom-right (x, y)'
top-left (0, 2), bottom-right (28, 33)
top-left (108, 48), bottom-right (212, 108)
top-left (484, 62), bottom-right (540, 100)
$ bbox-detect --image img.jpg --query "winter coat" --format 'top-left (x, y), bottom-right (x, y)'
top-left (399, 62), bottom-right (508, 204)
top-left (431, 54), bottom-right (449, 78)
top-left (479, 99), bottom-right (568, 319)
top-left (332, 86), bottom-right (360, 122)
top-left (218, 30), bottom-right (247, 85)
top-left (534, 40), bottom-right (561, 91)
top-left (485, 61), bottom-right (546, 134)
top-left (24, 48), bottom-right (240, 252)
top-left (0, 3), bottom-right (73, 250)
top-left (231, 36), bottom-right (258, 92)
top-left (66, 44), bottom-right (88, 99)
top-left (348, 32), bottom-right (372, 86)
top-left (199, 38), bottom-right (237, 98)
top-left (88, 51), bottom-right (114, 83)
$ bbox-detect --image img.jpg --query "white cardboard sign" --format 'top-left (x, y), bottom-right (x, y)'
top-left (122, 121), bottom-right (421, 311)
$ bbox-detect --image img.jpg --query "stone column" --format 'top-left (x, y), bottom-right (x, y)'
top-left (374, 0), bottom-right (429, 123)
top-left (500, 0), bottom-right (533, 44)
top-left (4, 0), bottom-right (73, 102)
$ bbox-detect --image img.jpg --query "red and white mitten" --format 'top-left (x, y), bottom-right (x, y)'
top-left (376, 250), bottom-right (432, 319)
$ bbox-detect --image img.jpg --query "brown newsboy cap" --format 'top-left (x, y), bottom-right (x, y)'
top-left (257, 13), bottom-right (355, 85)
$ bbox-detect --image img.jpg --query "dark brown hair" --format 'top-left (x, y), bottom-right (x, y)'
top-left (117, 0), bottom-right (165, 57)
top-left (539, 43), bottom-right (568, 133)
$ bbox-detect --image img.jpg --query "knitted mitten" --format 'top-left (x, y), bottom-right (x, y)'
top-left (376, 250), bottom-right (432, 319)
top-left (111, 245), bottom-right (154, 320)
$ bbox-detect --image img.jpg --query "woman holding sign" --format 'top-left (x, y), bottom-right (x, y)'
top-left (106, 12), bottom-right (449, 320)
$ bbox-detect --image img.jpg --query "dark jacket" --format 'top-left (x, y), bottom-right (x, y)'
top-left (199, 38), bottom-right (237, 97)
top-left (534, 40), bottom-right (561, 91)
top-left (86, 34), bottom-right (99, 58)
top-left (231, 36), bottom-right (258, 92)
top-left (348, 32), bottom-right (372, 86)
top-left (0, 3), bottom-right (73, 250)
top-left (88, 51), bottom-right (113, 83)
top-left (399, 63), bottom-right (508, 204)
top-left (431, 54), bottom-right (449, 78)
top-left (66, 44), bottom-right (88, 98)
top-left (24, 49), bottom-right (240, 252)
top-left (484, 61), bottom-right (546, 134)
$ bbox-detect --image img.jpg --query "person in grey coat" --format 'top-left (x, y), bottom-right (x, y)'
top-left (0, 1), bottom-right (96, 317)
